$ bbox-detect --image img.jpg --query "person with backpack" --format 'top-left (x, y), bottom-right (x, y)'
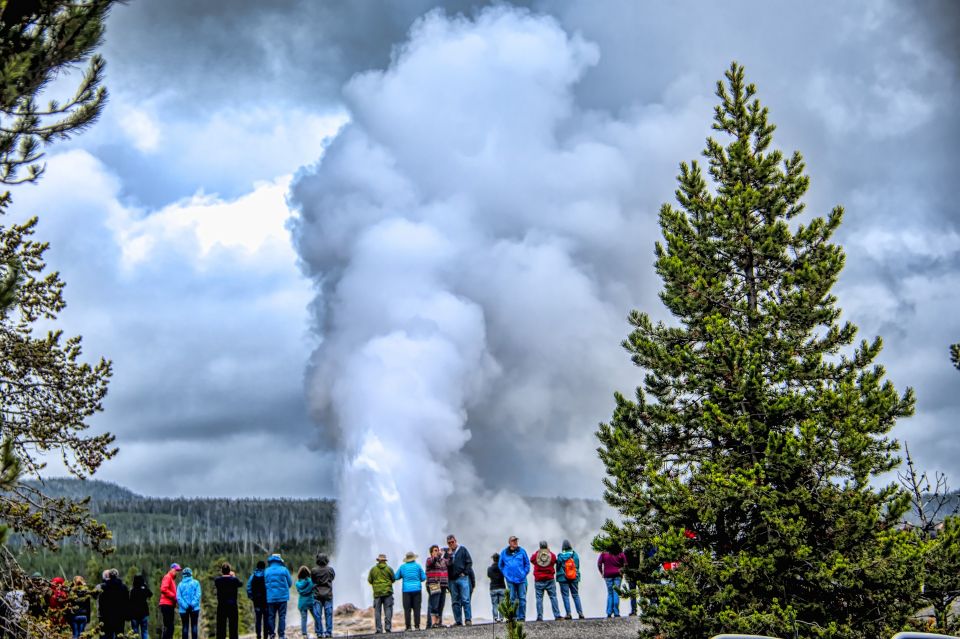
top-left (530, 541), bottom-right (561, 621)
top-left (214, 563), bottom-right (242, 639)
top-left (310, 554), bottom-right (335, 638)
top-left (498, 536), bottom-right (530, 621)
top-left (487, 553), bottom-right (505, 623)
top-left (176, 567), bottom-right (202, 639)
top-left (556, 539), bottom-right (583, 620)
top-left (424, 545), bottom-right (448, 629)
top-left (246, 560), bottom-right (268, 639)
top-left (128, 574), bottom-right (153, 639)
top-left (295, 566), bottom-right (321, 639)
top-left (394, 551), bottom-right (426, 631)
top-left (598, 543), bottom-right (627, 618)
top-left (158, 563), bottom-right (181, 639)
top-left (367, 554), bottom-right (395, 634)
top-left (264, 554), bottom-right (293, 639)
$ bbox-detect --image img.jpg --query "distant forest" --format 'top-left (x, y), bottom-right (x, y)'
top-left (12, 479), bottom-right (336, 580)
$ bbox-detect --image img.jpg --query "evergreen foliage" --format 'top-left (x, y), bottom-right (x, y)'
top-left (0, 0), bottom-right (117, 185)
top-left (498, 588), bottom-right (527, 639)
top-left (951, 343), bottom-right (959, 371)
top-left (597, 63), bottom-right (920, 639)
top-left (0, 0), bottom-right (120, 557)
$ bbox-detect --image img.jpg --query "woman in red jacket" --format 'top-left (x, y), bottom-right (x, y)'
top-left (159, 563), bottom-right (181, 639)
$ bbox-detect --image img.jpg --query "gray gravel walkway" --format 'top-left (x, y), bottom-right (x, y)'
top-left (345, 616), bottom-right (641, 638)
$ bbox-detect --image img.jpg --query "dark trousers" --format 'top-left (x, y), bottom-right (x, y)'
top-left (402, 591), bottom-right (422, 629)
top-left (253, 607), bottom-right (265, 639)
top-left (216, 604), bottom-right (238, 639)
top-left (180, 609), bottom-right (199, 639)
top-left (426, 586), bottom-right (446, 628)
top-left (101, 619), bottom-right (125, 639)
top-left (160, 605), bottom-right (176, 639)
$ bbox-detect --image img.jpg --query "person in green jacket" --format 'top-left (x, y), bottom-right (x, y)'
top-left (368, 554), bottom-right (396, 633)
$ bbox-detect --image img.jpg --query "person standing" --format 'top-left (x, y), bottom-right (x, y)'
top-left (158, 564), bottom-right (181, 639)
top-left (598, 544), bottom-right (627, 618)
top-left (424, 545), bottom-right (448, 629)
top-left (48, 577), bottom-right (68, 628)
top-left (68, 576), bottom-right (92, 639)
top-left (498, 536), bottom-right (530, 621)
top-left (214, 563), bottom-right (242, 639)
top-left (128, 574), bottom-right (153, 639)
top-left (264, 554), bottom-right (293, 639)
top-left (176, 567), bottom-right (201, 639)
top-left (295, 566), bottom-right (320, 639)
top-left (97, 569), bottom-right (129, 639)
top-left (445, 534), bottom-right (473, 626)
top-left (394, 552), bottom-right (426, 631)
top-left (487, 554), bottom-right (506, 623)
top-left (310, 554), bottom-right (335, 639)
top-left (246, 561), bottom-right (268, 639)
top-left (531, 541), bottom-right (561, 621)
top-left (556, 540), bottom-right (584, 620)
top-left (367, 554), bottom-right (395, 634)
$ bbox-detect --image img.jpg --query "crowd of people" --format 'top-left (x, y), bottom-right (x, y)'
top-left (363, 534), bottom-right (638, 633)
top-left (1, 536), bottom-right (643, 639)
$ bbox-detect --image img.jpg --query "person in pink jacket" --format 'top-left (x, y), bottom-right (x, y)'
top-left (597, 545), bottom-right (626, 618)
top-left (158, 563), bottom-right (181, 639)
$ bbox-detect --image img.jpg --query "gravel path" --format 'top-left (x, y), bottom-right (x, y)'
top-left (342, 616), bottom-right (641, 638)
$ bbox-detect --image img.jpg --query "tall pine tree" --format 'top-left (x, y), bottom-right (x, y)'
top-left (597, 63), bottom-right (920, 639)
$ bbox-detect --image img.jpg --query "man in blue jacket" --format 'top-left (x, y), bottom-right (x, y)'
top-left (264, 553), bottom-right (293, 639)
top-left (499, 536), bottom-right (531, 621)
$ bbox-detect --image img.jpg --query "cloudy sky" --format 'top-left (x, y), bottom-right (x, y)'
top-left (12, 0), bottom-right (958, 501)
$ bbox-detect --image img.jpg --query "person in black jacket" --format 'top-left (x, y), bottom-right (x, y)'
top-left (214, 563), bottom-right (242, 639)
top-left (97, 569), bottom-right (128, 639)
top-left (128, 574), bottom-right (152, 639)
top-left (68, 576), bottom-right (92, 639)
top-left (445, 534), bottom-right (473, 626)
top-left (487, 554), bottom-right (506, 622)
top-left (310, 554), bottom-right (335, 638)
top-left (245, 561), bottom-right (268, 639)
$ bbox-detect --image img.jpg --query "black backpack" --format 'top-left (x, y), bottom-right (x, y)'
top-left (250, 574), bottom-right (267, 605)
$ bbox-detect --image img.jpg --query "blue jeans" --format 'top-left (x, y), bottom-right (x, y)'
top-left (180, 609), bottom-right (199, 639)
top-left (266, 601), bottom-right (287, 638)
top-left (314, 599), bottom-right (333, 637)
top-left (448, 575), bottom-right (471, 624)
top-left (559, 580), bottom-right (583, 617)
top-left (490, 588), bottom-right (505, 621)
top-left (534, 580), bottom-right (561, 620)
top-left (507, 580), bottom-right (527, 621)
top-left (605, 576), bottom-right (621, 617)
top-left (299, 605), bottom-right (320, 637)
top-left (253, 607), bottom-right (265, 638)
top-left (131, 616), bottom-right (149, 639)
top-left (71, 615), bottom-right (88, 639)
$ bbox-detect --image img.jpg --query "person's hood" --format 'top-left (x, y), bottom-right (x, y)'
top-left (268, 554), bottom-right (284, 565)
top-left (296, 577), bottom-right (313, 588)
top-left (51, 577), bottom-right (65, 586)
top-left (182, 568), bottom-right (193, 578)
top-left (253, 568), bottom-right (265, 577)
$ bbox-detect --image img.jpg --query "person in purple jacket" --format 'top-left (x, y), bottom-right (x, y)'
top-left (597, 543), bottom-right (626, 618)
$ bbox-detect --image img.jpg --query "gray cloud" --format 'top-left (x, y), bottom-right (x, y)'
top-left (11, 0), bottom-right (954, 508)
